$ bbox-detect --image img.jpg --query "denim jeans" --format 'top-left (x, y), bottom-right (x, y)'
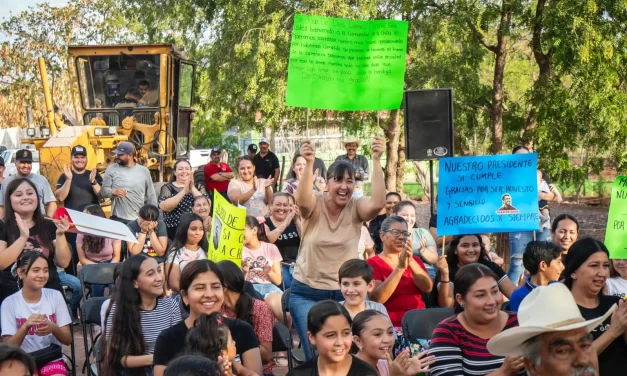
top-left (253, 283), bottom-right (282, 298)
top-left (280, 264), bottom-right (294, 290)
top-left (289, 280), bottom-right (344, 360)
top-left (91, 284), bottom-right (115, 298)
top-left (58, 271), bottom-right (81, 312)
top-left (536, 228), bottom-right (551, 242)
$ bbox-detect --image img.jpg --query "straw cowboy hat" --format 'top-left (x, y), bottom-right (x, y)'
top-left (487, 283), bottom-right (615, 356)
top-left (342, 136), bottom-right (361, 147)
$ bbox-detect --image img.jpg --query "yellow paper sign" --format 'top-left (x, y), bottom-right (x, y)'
top-left (208, 190), bottom-right (246, 266)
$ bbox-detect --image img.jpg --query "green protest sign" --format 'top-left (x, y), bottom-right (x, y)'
top-left (605, 176), bottom-right (627, 259)
top-left (286, 14), bottom-right (408, 111)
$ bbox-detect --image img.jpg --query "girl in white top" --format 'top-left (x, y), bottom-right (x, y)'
top-left (1, 251), bottom-right (72, 375)
top-left (606, 259), bottom-right (627, 298)
top-left (227, 156), bottom-right (274, 217)
top-left (165, 213), bottom-right (208, 293)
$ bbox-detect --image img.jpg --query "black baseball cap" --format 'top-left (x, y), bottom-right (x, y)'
top-left (210, 148), bottom-right (220, 155)
top-left (247, 144), bottom-right (258, 153)
top-left (71, 145), bottom-right (87, 156)
top-left (16, 149), bottom-right (33, 162)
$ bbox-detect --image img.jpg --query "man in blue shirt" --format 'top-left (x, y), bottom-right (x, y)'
top-left (509, 241), bottom-right (564, 311)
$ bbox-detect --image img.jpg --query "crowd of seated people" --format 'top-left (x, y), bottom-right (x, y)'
top-left (1, 138), bottom-right (623, 376)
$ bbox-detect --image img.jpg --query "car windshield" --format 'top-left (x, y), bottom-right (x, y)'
top-left (76, 54), bottom-right (161, 110)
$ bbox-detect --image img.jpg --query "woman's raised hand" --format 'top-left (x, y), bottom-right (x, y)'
top-left (371, 136), bottom-right (385, 160)
top-left (299, 140), bottom-right (316, 162)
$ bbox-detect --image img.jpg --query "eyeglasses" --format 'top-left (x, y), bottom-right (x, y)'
top-left (384, 229), bottom-right (411, 238)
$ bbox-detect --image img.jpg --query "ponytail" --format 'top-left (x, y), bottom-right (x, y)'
top-left (184, 312), bottom-right (230, 361)
top-left (217, 260), bottom-right (255, 326)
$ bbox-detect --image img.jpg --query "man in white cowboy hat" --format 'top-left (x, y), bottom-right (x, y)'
top-left (335, 136), bottom-right (369, 197)
top-left (487, 283), bottom-right (617, 376)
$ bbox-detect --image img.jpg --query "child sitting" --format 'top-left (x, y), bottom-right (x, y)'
top-left (508, 241), bottom-right (564, 311)
top-left (338, 259), bottom-right (389, 319)
top-left (184, 312), bottom-right (256, 376)
top-left (1, 251), bottom-right (72, 376)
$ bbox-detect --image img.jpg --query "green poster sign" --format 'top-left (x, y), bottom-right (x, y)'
top-left (286, 14), bottom-right (408, 111)
top-left (605, 176), bottom-right (627, 258)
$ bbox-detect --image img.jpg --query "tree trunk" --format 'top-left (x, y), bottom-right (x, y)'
top-left (414, 161), bottom-right (431, 202)
top-left (381, 109), bottom-right (401, 192)
top-left (490, 3), bottom-right (512, 154)
top-left (521, 0), bottom-right (551, 147)
top-left (396, 128), bottom-right (406, 197)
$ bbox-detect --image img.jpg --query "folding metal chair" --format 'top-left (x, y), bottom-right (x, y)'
top-left (79, 263), bottom-right (117, 301)
top-left (89, 334), bottom-right (105, 376)
top-left (63, 303), bottom-right (77, 376)
top-left (81, 297), bottom-right (108, 375)
top-left (401, 307), bottom-right (454, 343)
top-left (280, 288), bottom-right (308, 365)
top-left (272, 322), bottom-right (294, 370)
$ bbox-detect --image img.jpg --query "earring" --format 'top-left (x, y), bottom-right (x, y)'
top-left (460, 303), bottom-right (465, 308)
top-left (571, 274), bottom-right (577, 280)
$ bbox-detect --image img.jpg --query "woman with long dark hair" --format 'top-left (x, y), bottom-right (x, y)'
top-left (159, 159), bottom-right (208, 240)
top-left (0, 178), bottom-right (71, 304)
top-left (153, 260), bottom-right (263, 376)
top-left (228, 156), bottom-right (273, 217)
top-left (165, 213), bottom-right (209, 293)
top-left (550, 214), bottom-right (579, 254)
top-left (218, 260), bottom-right (274, 375)
top-left (432, 234), bottom-right (516, 308)
top-left (103, 254), bottom-right (181, 376)
top-left (562, 237), bottom-right (627, 376)
top-left (290, 138), bottom-right (386, 359)
top-left (429, 264), bottom-right (524, 376)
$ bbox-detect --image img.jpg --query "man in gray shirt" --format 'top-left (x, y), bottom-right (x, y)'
top-left (0, 149), bottom-right (56, 218)
top-left (101, 141), bottom-right (157, 224)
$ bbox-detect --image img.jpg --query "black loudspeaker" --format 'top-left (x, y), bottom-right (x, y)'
top-left (403, 89), bottom-right (454, 160)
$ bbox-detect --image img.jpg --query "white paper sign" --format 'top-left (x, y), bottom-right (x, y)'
top-left (62, 208), bottom-right (138, 243)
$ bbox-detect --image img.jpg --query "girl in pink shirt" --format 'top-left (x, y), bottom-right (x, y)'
top-left (242, 215), bottom-right (284, 323)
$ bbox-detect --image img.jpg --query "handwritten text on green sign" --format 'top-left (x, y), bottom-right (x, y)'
top-left (286, 14), bottom-right (408, 111)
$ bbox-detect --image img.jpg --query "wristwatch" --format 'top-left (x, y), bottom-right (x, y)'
top-left (91, 181), bottom-right (99, 186)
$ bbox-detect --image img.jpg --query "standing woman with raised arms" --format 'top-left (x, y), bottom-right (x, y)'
top-left (290, 137), bottom-right (386, 360)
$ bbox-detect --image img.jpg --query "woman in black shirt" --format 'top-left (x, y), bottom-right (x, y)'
top-left (153, 260), bottom-right (262, 376)
top-left (287, 300), bottom-right (378, 376)
top-left (563, 237), bottom-right (627, 376)
top-left (432, 234), bottom-right (516, 308)
top-left (158, 159), bottom-right (208, 240)
top-left (0, 178), bottom-right (71, 304)
top-left (264, 193), bottom-right (302, 289)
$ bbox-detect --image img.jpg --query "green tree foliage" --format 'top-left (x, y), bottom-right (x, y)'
top-left (0, 0), bottom-right (138, 127)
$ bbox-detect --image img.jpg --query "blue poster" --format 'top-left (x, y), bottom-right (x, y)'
top-left (437, 153), bottom-right (540, 236)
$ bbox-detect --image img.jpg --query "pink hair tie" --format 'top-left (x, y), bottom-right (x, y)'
top-left (256, 217), bottom-right (266, 225)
